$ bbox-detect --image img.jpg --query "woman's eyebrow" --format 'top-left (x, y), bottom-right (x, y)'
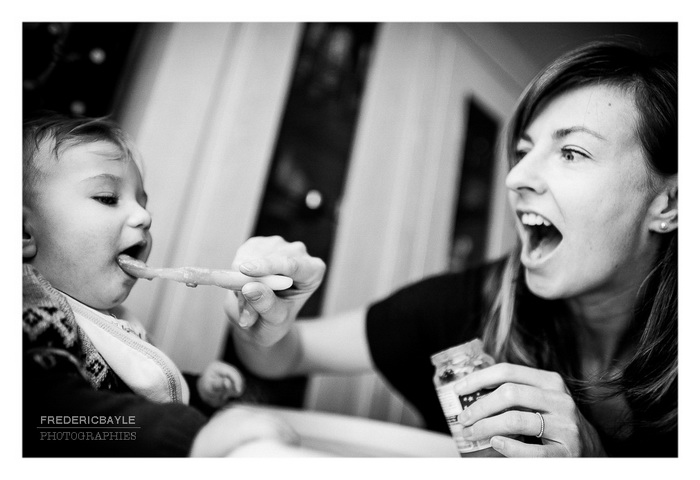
top-left (518, 132), bottom-right (533, 143)
top-left (553, 126), bottom-right (607, 141)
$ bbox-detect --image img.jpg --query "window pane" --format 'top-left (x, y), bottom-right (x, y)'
top-left (223, 23), bottom-right (378, 408)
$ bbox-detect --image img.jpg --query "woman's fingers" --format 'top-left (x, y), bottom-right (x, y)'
top-left (238, 255), bottom-right (326, 291)
top-left (454, 363), bottom-right (569, 395)
top-left (232, 284), bottom-right (291, 331)
top-left (227, 236), bottom-right (326, 348)
top-left (490, 436), bottom-right (565, 458)
top-left (234, 283), bottom-right (302, 347)
top-left (240, 283), bottom-right (287, 321)
top-left (450, 363), bottom-right (604, 457)
top-left (458, 382), bottom-right (561, 426)
top-left (236, 290), bottom-right (261, 328)
top-left (232, 237), bottom-right (325, 290)
top-left (463, 409), bottom-right (553, 442)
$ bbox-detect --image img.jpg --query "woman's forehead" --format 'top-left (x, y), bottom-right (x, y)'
top-left (527, 85), bottom-right (639, 143)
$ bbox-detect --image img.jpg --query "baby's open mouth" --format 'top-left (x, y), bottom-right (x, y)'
top-left (520, 212), bottom-right (563, 260)
top-left (118, 243), bottom-right (147, 271)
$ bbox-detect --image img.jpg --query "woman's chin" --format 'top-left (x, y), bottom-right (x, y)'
top-left (524, 270), bottom-right (563, 300)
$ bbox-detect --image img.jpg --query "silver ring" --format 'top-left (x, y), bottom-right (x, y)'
top-left (535, 411), bottom-right (545, 439)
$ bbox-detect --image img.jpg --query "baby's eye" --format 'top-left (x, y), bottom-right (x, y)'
top-left (93, 195), bottom-right (119, 206)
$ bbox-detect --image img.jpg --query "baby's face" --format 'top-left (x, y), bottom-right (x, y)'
top-left (25, 140), bottom-right (152, 311)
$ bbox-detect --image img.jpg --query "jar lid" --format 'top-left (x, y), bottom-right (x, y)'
top-left (430, 338), bottom-right (485, 364)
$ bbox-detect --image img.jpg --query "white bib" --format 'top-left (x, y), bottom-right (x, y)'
top-left (63, 295), bottom-right (189, 404)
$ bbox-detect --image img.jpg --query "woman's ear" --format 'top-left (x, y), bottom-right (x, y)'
top-left (23, 206), bottom-right (37, 259)
top-left (647, 177), bottom-right (678, 234)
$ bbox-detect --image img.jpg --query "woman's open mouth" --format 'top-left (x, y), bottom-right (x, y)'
top-left (519, 212), bottom-right (563, 263)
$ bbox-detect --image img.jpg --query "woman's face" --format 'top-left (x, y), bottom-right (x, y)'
top-left (506, 84), bottom-right (660, 301)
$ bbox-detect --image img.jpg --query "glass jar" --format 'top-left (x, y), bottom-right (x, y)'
top-left (430, 338), bottom-right (496, 456)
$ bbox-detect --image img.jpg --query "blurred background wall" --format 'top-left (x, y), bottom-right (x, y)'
top-left (24, 22), bottom-right (677, 427)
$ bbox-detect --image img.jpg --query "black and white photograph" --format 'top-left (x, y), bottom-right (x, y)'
top-left (9, 0), bottom-right (698, 476)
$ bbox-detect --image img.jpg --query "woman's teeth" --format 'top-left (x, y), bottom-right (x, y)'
top-left (521, 212), bottom-right (551, 227)
top-left (519, 212), bottom-right (562, 263)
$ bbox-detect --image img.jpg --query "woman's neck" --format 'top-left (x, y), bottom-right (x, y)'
top-left (564, 285), bottom-right (639, 376)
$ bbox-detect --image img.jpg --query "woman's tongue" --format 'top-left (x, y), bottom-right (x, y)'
top-left (528, 227), bottom-right (563, 260)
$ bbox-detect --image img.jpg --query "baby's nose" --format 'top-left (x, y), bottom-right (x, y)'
top-left (130, 203), bottom-right (152, 230)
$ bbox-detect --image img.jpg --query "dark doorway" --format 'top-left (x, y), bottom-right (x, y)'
top-left (222, 22), bottom-right (378, 408)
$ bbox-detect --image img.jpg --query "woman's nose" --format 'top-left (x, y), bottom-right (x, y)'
top-left (505, 150), bottom-right (547, 195)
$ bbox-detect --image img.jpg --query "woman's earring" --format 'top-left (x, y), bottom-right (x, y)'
top-left (660, 222), bottom-right (668, 231)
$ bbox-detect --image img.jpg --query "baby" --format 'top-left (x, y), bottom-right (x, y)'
top-left (22, 113), bottom-right (243, 412)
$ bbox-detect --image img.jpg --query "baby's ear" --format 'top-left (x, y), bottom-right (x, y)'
top-left (647, 176), bottom-right (678, 234)
top-left (23, 206), bottom-right (37, 258)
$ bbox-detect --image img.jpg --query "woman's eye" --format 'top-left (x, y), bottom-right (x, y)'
top-left (513, 138), bottom-right (531, 163)
top-left (561, 147), bottom-right (588, 162)
top-left (513, 145), bottom-right (530, 164)
top-left (93, 195), bottom-right (118, 206)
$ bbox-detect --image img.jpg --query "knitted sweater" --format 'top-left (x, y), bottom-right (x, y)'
top-left (22, 264), bottom-right (209, 457)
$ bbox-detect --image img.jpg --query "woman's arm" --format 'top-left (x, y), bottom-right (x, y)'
top-left (297, 308), bottom-right (373, 375)
top-left (232, 307), bottom-right (373, 378)
top-left (225, 236), bottom-right (373, 379)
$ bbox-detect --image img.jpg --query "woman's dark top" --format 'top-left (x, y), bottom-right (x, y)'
top-left (366, 261), bottom-right (498, 437)
top-left (365, 258), bottom-right (678, 457)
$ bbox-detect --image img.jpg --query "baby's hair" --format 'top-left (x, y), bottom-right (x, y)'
top-left (23, 113), bottom-right (144, 205)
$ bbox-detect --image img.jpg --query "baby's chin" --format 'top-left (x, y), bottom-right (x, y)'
top-left (62, 286), bottom-right (132, 314)
top-left (100, 290), bottom-right (133, 313)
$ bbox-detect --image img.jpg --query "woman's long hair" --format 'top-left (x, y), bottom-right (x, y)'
top-left (482, 39), bottom-right (678, 432)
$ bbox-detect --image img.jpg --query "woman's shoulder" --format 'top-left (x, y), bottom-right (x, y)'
top-left (406, 256), bottom-right (508, 293)
top-left (369, 256), bottom-right (508, 321)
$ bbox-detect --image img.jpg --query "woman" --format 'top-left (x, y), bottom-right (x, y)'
top-left (225, 39), bottom-right (678, 457)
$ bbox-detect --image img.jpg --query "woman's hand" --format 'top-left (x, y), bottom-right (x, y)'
top-left (224, 236), bottom-right (326, 347)
top-left (454, 363), bottom-right (607, 457)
